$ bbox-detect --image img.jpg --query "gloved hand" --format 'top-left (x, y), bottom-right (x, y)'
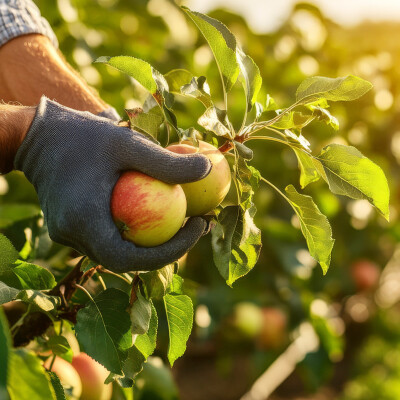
top-left (14, 97), bottom-right (212, 273)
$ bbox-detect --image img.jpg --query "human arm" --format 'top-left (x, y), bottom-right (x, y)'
top-left (0, 0), bottom-right (112, 114)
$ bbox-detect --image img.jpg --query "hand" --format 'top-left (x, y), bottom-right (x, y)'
top-left (14, 97), bottom-right (212, 272)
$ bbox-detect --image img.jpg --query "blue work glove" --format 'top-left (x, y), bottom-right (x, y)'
top-left (14, 97), bottom-right (212, 272)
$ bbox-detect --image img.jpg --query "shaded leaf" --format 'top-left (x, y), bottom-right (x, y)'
top-left (285, 185), bottom-right (334, 274)
top-left (47, 372), bottom-right (66, 400)
top-left (316, 144), bottom-right (390, 220)
top-left (211, 205), bottom-right (262, 286)
top-left (0, 234), bottom-right (19, 268)
top-left (181, 76), bottom-right (213, 108)
top-left (8, 349), bottom-right (56, 400)
top-left (75, 288), bottom-right (132, 374)
top-left (164, 294), bottom-right (193, 366)
top-left (0, 282), bottom-right (19, 305)
top-left (234, 141), bottom-right (253, 160)
top-left (296, 75), bottom-right (372, 104)
top-left (271, 111), bottom-right (314, 130)
top-left (16, 290), bottom-right (60, 313)
top-left (182, 7), bottom-right (239, 92)
top-left (0, 308), bottom-right (11, 399)
top-left (130, 290), bottom-right (152, 335)
top-left (12, 261), bottom-right (56, 290)
top-left (140, 264), bottom-right (174, 300)
top-left (47, 336), bottom-right (73, 363)
top-left (198, 106), bottom-right (231, 137)
top-left (293, 149), bottom-right (321, 188)
top-left (122, 302), bottom-right (158, 380)
top-left (95, 56), bottom-right (158, 93)
top-left (126, 106), bottom-right (164, 139)
top-left (0, 204), bottom-right (40, 229)
top-left (236, 48), bottom-right (262, 111)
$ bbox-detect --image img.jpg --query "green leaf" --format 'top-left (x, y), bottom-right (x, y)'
top-left (211, 205), bottom-right (262, 286)
top-left (134, 301), bottom-right (158, 360)
top-left (95, 56), bottom-right (158, 93)
top-left (16, 290), bottom-right (60, 313)
top-left (122, 302), bottom-right (158, 380)
top-left (47, 372), bottom-right (66, 400)
top-left (296, 75), bottom-right (373, 104)
top-left (164, 69), bottom-right (193, 93)
top-left (47, 336), bottom-right (73, 363)
top-left (182, 7), bottom-right (239, 93)
top-left (308, 106), bottom-right (339, 130)
top-left (140, 264), bottom-right (174, 300)
top-left (316, 144), bottom-right (390, 220)
top-left (0, 234), bottom-right (19, 268)
top-left (293, 149), bottom-right (321, 188)
top-left (125, 106), bottom-right (164, 140)
top-left (164, 294), bottom-right (193, 366)
top-left (130, 289), bottom-right (152, 335)
top-left (236, 48), bottom-right (262, 111)
top-left (198, 106), bottom-right (231, 138)
top-left (12, 261), bottom-right (56, 290)
top-left (285, 185), bottom-right (335, 274)
top-left (0, 204), bottom-right (41, 229)
top-left (271, 111), bottom-right (314, 130)
top-left (8, 349), bottom-right (56, 400)
top-left (0, 282), bottom-right (19, 305)
top-left (75, 288), bottom-right (132, 374)
top-left (0, 308), bottom-right (11, 399)
top-left (181, 76), bottom-right (213, 108)
top-left (168, 275), bottom-right (184, 295)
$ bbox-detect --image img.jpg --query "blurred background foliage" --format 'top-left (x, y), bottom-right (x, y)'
top-left (2, 0), bottom-right (400, 398)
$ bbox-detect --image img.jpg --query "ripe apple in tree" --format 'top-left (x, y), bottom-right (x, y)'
top-left (111, 171), bottom-right (187, 247)
top-left (167, 140), bottom-right (231, 216)
top-left (257, 307), bottom-right (288, 350)
top-left (44, 356), bottom-right (82, 400)
top-left (71, 352), bottom-right (112, 400)
top-left (351, 259), bottom-right (380, 291)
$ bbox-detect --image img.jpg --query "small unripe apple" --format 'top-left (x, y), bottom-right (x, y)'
top-left (111, 171), bottom-right (187, 247)
top-left (351, 259), bottom-right (380, 291)
top-left (257, 307), bottom-right (288, 350)
top-left (44, 356), bottom-right (82, 400)
top-left (232, 302), bottom-right (264, 340)
top-left (167, 141), bottom-right (231, 216)
top-left (71, 353), bottom-right (112, 400)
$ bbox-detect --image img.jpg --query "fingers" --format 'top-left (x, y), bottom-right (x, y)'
top-left (115, 129), bottom-right (212, 184)
top-left (91, 217), bottom-right (207, 273)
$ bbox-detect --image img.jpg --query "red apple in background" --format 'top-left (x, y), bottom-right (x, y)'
top-left (111, 171), bottom-right (187, 247)
top-left (44, 356), bottom-right (82, 400)
top-left (71, 353), bottom-right (112, 400)
top-left (257, 307), bottom-right (288, 350)
top-left (167, 141), bottom-right (231, 216)
top-left (351, 259), bottom-right (380, 291)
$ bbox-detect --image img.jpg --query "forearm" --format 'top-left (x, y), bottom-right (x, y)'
top-left (0, 104), bottom-right (35, 174)
top-left (0, 34), bottom-right (106, 114)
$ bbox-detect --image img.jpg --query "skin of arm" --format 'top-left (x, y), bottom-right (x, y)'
top-left (0, 34), bottom-right (106, 113)
top-left (0, 104), bottom-right (35, 174)
top-left (0, 33), bottom-right (113, 174)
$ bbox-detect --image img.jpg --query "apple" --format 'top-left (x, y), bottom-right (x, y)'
top-left (71, 353), bottom-right (112, 400)
top-left (167, 140), bottom-right (231, 216)
top-left (231, 302), bottom-right (264, 340)
top-left (257, 307), bottom-right (288, 350)
top-left (351, 259), bottom-right (380, 291)
top-left (111, 171), bottom-right (187, 247)
top-left (44, 356), bottom-right (82, 400)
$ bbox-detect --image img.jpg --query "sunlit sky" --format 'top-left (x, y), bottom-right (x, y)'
top-left (187, 0), bottom-right (400, 33)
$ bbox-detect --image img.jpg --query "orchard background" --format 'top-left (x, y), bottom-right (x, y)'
top-left (2, 0), bottom-right (400, 399)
